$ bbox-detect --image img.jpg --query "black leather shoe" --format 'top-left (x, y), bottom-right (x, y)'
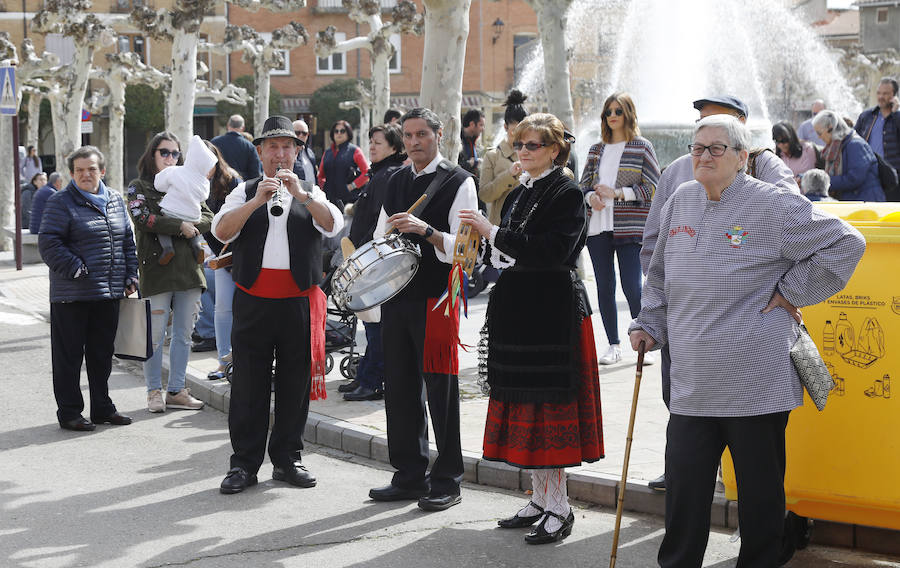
top-left (191, 337), bottom-right (217, 352)
top-left (343, 385), bottom-right (383, 401)
top-left (272, 462), bottom-right (317, 488)
top-left (207, 369), bottom-right (226, 380)
top-left (418, 493), bottom-right (462, 512)
top-left (60, 416), bottom-right (96, 432)
top-left (92, 412), bottom-right (133, 426)
top-left (338, 379), bottom-right (360, 393)
top-left (369, 484), bottom-right (429, 502)
top-left (220, 467), bottom-right (258, 494)
top-left (648, 473), bottom-right (666, 492)
top-left (498, 502), bottom-right (544, 528)
top-left (524, 510), bottom-right (575, 545)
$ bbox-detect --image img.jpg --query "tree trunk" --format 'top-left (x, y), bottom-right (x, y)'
top-left (107, 78), bottom-right (126, 192)
top-left (47, 46), bottom-right (94, 187)
top-left (167, 29), bottom-right (197, 146)
top-left (0, 117), bottom-right (12, 250)
top-left (532, 0), bottom-right (574, 128)
top-left (371, 47), bottom-right (391, 126)
top-left (253, 64), bottom-right (269, 137)
top-left (26, 93), bottom-right (41, 151)
top-left (420, 0), bottom-right (471, 161)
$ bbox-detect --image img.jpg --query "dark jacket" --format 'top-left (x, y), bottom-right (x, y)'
top-left (348, 153), bottom-right (405, 247)
top-left (126, 177), bottom-right (213, 297)
top-left (29, 184), bottom-right (57, 234)
top-left (830, 133), bottom-right (885, 202)
top-left (854, 106), bottom-right (900, 172)
top-left (20, 183), bottom-right (37, 229)
top-left (211, 131), bottom-right (262, 182)
top-left (317, 141), bottom-right (369, 206)
top-left (292, 145), bottom-right (318, 182)
top-left (39, 181), bottom-right (138, 303)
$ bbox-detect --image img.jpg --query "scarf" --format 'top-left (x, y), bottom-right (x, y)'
top-left (823, 137), bottom-right (844, 177)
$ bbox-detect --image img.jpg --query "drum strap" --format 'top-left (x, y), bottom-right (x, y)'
top-left (409, 159), bottom-right (457, 217)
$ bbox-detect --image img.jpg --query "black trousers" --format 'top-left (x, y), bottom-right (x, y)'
top-left (50, 300), bottom-right (119, 423)
top-left (660, 412), bottom-right (789, 568)
top-left (381, 297), bottom-right (463, 495)
top-left (229, 289), bottom-right (311, 474)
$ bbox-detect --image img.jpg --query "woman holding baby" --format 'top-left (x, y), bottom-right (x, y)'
top-left (127, 132), bottom-right (214, 414)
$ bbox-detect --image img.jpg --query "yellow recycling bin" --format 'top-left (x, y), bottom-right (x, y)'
top-left (723, 202), bottom-right (900, 530)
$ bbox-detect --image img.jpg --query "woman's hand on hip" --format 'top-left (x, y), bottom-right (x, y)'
top-left (762, 291), bottom-right (802, 324)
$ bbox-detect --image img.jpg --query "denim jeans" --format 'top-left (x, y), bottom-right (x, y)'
top-left (356, 321), bottom-right (384, 391)
top-left (144, 288), bottom-right (202, 393)
top-left (214, 268), bottom-right (236, 364)
top-left (585, 232), bottom-right (642, 345)
top-left (194, 267), bottom-right (216, 340)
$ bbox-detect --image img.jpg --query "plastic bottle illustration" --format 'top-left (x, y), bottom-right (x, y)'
top-left (822, 320), bottom-right (835, 355)
top-left (834, 312), bottom-right (854, 356)
top-left (884, 374), bottom-right (891, 399)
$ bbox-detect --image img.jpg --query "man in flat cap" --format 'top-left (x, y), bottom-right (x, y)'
top-left (212, 115), bottom-right (344, 494)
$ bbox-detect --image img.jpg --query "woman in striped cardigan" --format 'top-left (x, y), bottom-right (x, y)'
top-left (579, 92), bottom-right (660, 365)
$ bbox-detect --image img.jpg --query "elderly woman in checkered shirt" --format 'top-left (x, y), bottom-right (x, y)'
top-left (629, 114), bottom-right (865, 567)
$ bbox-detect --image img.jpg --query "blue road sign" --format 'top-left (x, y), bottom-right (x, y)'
top-left (0, 66), bottom-right (16, 115)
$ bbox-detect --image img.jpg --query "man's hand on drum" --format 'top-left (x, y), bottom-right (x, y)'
top-left (387, 212), bottom-right (430, 236)
top-left (457, 209), bottom-right (493, 238)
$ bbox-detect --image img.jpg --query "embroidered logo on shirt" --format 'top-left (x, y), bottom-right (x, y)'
top-left (725, 226), bottom-right (749, 248)
top-left (669, 225), bottom-right (696, 238)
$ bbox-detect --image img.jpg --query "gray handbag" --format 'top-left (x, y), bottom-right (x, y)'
top-left (114, 296), bottom-right (153, 361)
top-left (790, 323), bottom-right (835, 411)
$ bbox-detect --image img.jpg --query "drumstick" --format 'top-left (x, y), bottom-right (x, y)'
top-left (385, 194), bottom-right (429, 236)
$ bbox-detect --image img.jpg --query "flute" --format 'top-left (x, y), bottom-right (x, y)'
top-left (270, 163), bottom-right (285, 216)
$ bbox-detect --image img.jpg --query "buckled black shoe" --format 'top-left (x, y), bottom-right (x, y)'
top-left (272, 462), bottom-right (317, 488)
top-left (343, 385), bottom-right (384, 401)
top-left (91, 412), bottom-right (133, 426)
top-left (648, 473), bottom-right (666, 492)
top-left (338, 379), bottom-right (360, 393)
top-left (369, 484), bottom-right (429, 502)
top-left (220, 467), bottom-right (258, 494)
top-left (498, 502), bottom-right (544, 528)
top-left (418, 493), bottom-right (462, 512)
top-left (59, 416), bottom-right (96, 432)
top-left (524, 509), bottom-right (575, 545)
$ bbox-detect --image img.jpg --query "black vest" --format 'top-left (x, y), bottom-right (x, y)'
top-left (383, 162), bottom-right (471, 301)
top-left (230, 177), bottom-right (323, 291)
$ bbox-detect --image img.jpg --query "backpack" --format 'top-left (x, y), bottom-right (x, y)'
top-left (873, 151), bottom-right (900, 201)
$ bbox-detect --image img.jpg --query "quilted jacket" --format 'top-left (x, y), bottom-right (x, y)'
top-left (38, 181), bottom-right (139, 303)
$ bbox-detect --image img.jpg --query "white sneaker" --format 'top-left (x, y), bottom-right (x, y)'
top-left (165, 388), bottom-right (205, 410)
top-left (643, 352), bottom-right (656, 366)
top-left (598, 344), bottom-right (622, 365)
top-left (147, 389), bottom-right (165, 413)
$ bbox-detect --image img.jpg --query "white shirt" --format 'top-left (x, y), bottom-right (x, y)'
top-left (211, 178), bottom-right (344, 270)
top-left (374, 153), bottom-right (478, 264)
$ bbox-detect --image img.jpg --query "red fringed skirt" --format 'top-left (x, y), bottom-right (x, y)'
top-left (482, 316), bottom-right (604, 469)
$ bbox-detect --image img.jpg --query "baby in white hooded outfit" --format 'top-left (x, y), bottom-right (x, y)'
top-left (155, 135), bottom-right (218, 265)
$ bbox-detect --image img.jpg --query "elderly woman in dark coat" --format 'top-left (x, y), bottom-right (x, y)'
top-left (459, 113), bottom-right (604, 546)
top-left (630, 115), bottom-right (865, 567)
top-left (39, 146), bottom-right (139, 431)
top-left (813, 110), bottom-right (885, 201)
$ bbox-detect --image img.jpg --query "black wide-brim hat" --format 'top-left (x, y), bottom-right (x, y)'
top-left (253, 115), bottom-right (303, 146)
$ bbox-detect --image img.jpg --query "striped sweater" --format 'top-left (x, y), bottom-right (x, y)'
top-left (578, 136), bottom-right (660, 242)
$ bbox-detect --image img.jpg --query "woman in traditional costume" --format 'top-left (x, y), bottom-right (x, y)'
top-left (459, 113), bottom-right (604, 545)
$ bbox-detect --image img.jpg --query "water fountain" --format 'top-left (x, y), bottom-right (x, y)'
top-left (518, 0), bottom-right (862, 168)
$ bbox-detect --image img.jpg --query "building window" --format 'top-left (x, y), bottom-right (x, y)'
top-left (117, 34), bottom-right (146, 63)
top-left (317, 32), bottom-right (346, 74)
top-left (876, 8), bottom-right (889, 24)
top-left (113, 0), bottom-right (144, 13)
top-left (389, 34), bottom-right (401, 74)
top-left (262, 33), bottom-right (290, 76)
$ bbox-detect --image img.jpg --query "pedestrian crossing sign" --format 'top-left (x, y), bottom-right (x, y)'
top-left (0, 66), bottom-right (17, 115)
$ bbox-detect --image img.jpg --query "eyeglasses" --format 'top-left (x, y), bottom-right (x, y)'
top-left (687, 143), bottom-right (733, 157)
top-left (156, 149), bottom-right (181, 159)
top-left (512, 141), bottom-right (550, 151)
top-left (334, 128), bottom-right (347, 134)
top-left (294, 130), bottom-right (309, 136)
top-left (604, 108), bottom-right (624, 117)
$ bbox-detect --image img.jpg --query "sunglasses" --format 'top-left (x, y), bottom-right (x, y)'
top-left (156, 149), bottom-right (181, 159)
top-left (513, 141), bottom-right (549, 151)
top-left (334, 128), bottom-right (347, 134)
top-left (294, 130), bottom-right (309, 136)
top-left (774, 138), bottom-right (788, 144)
top-left (604, 108), bottom-right (624, 117)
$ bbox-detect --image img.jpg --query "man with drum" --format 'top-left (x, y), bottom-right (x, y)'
top-left (368, 107), bottom-right (478, 511)
top-left (212, 115), bottom-right (343, 494)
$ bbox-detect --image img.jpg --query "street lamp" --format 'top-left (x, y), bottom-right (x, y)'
top-left (491, 18), bottom-right (504, 45)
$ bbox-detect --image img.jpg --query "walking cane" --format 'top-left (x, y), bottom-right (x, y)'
top-left (609, 340), bottom-right (646, 568)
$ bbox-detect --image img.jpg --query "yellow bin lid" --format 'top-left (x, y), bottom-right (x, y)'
top-left (813, 202), bottom-right (900, 243)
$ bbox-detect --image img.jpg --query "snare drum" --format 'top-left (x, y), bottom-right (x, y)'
top-left (332, 234), bottom-right (421, 311)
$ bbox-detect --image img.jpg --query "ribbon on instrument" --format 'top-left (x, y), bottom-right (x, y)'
top-left (432, 262), bottom-right (469, 318)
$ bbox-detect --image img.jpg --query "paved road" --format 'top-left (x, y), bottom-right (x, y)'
top-left (2, 279), bottom-right (900, 566)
